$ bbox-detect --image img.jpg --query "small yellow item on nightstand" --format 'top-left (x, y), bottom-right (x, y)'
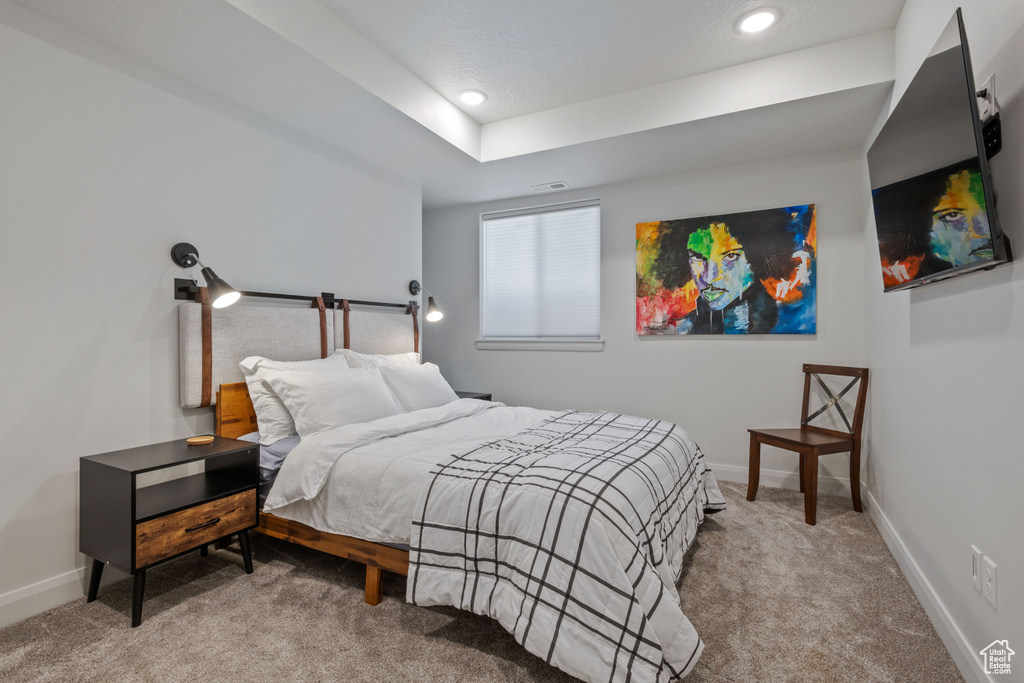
top-left (186, 436), bottom-right (215, 446)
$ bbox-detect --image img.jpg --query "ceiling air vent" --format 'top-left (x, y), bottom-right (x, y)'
top-left (531, 181), bottom-right (570, 192)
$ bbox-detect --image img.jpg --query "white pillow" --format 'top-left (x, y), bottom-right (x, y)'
top-left (335, 349), bottom-right (420, 369)
top-left (263, 364), bottom-right (404, 438)
top-left (238, 355), bottom-right (348, 445)
top-left (378, 362), bottom-right (459, 412)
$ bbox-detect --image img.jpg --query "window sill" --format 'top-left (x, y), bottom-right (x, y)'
top-left (475, 339), bottom-right (605, 352)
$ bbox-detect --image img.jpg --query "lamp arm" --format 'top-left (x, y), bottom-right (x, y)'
top-left (181, 253), bottom-right (206, 288)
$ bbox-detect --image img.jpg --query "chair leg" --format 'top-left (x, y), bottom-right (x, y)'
top-left (803, 452), bottom-right (818, 525)
top-left (850, 445), bottom-right (863, 513)
top-left (746, 435), bottom-right (761, 501)
top-left (799, 454), bottom-right (806, 493)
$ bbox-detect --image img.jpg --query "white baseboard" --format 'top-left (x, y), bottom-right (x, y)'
top-left (710, 462), bottom-right (854, 499)
top-left (866, 490), bottom-right (991, 683)
top-left (0, 567), bottom-right (86, 629)
top-left (0, 563), bottom-right (129, 629)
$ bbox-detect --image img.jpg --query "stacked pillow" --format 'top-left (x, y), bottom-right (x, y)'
top-left (240, 351), bottom-right (460, 444)
top-left (239, 355), bottom-right (347, 445)
top-left (334, 349), bottom-right (420, 369)
top-left (336, 350), bottom-right (458, 411)
top-left (377, 363), bottom-right (459, 412)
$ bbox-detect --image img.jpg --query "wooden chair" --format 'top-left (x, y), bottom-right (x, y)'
top-left (747, 364), bottom-right (869, 525)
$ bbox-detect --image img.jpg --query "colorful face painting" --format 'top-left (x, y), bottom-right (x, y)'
top-left (872, 158), bottom-right (993, 289)
top-left (636, 204), bottom-right (817, 335)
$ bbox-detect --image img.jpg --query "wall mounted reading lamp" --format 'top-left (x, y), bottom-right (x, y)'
top-left (171, 246), bottom-right (419, 316)
top-left (171, 242), bottom-right (240, 308)
top-left (409, 281), bottom-right (443, 322)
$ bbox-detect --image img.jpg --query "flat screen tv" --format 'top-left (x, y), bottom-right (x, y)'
top-left (867, 8), bottom-right (1010, 292)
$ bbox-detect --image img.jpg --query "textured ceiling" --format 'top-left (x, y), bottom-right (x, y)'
top-left (319, 0), bottom-right (906, 123)
top-left (6, 0), bottom-right (904, 207)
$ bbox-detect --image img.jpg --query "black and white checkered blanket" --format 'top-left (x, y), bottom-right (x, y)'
top-left (408, 410), bottom-right (725, 683)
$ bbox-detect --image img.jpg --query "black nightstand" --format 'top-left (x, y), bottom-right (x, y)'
top-left (80, 436), bottom-right (258, 626)
top-left (455, 390), bottom-right (492, 401)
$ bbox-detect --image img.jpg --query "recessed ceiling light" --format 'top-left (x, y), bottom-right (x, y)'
top-left (737, 8), bottom-right (780, 34)
top-left (457, 90), bottom-right (487, 106)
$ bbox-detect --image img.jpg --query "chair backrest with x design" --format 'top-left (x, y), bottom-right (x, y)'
top-left (800, 364), bottom-right (869, 442)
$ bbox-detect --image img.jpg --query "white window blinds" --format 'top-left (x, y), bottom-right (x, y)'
top-left (480, 199), bottom-right (601, 339)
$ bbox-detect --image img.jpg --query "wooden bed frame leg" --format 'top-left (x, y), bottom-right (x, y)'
top-left (365, 565), bottom-right (383, 605)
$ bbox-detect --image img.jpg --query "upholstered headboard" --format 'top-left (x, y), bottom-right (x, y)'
top-left (179, 299), bottom-right (417, 408)
top-left (344, 304), bottom-right (419, 356)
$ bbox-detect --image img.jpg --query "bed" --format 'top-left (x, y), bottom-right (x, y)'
top-left (181, 294), bottom-right (725, 682)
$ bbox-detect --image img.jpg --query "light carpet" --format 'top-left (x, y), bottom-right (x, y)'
top-left (0, 482), bottom-right (964, 682)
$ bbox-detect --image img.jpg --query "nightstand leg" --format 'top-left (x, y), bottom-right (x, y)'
top-left (238, 530), bottom-right (253, 574)
top-left (131, 570), bottom-right (146, 628)
top-left (87, 559), bottom-right (103, 602)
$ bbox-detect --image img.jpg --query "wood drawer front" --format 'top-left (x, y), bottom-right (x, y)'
top-left (135, 489), bottom-right (255, 568)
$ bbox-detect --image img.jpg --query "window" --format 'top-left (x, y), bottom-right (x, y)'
top-left (479, 199), bottom-right (602, 350)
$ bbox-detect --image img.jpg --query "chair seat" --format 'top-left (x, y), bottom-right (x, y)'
top-left (748, 428), bottom-right (853, 454)
top-left (747, 364), bottom-right (868, 525)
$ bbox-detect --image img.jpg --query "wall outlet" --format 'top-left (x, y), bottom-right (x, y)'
top-left (977, 74), bottom-right (998, 122)
top-left (971, 546), bottom-right (983, 592)
top-left (982, 556), bottom-right (998, 609)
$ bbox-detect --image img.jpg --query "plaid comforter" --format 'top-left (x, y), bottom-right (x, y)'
top-left (408, 410), bottom-right (725, 683)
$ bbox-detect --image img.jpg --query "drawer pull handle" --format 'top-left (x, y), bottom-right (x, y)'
top-left (185, 517), bottom-right (221, 533)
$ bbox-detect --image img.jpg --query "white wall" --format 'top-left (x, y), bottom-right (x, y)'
top-left (0, 17), bottom-right (421, 625)
top-left (423, 149), bottom-right (866, 491)
top-left (864, 1), bottom-right (1024, 680)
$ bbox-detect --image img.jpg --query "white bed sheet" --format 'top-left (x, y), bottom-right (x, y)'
top-left (263, 399), bottom-right (554, 544)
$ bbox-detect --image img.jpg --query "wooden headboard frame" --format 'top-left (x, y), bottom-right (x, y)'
top-left (215, 383), bottom-right (257, 440)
